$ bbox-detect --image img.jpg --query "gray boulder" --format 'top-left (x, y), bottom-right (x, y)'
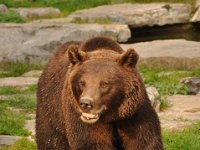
top-left (181, 77), bottom-right (200, 94)
top-left (0, 4), bottom-right (8, 13)
top-left (12, 7), bottom-right (61, 19)
top-left (121, 39), bottom-right (200, 69)
top-left (146, 86), bottom-right (160, 112)
top-left (67, 3), bottom-right (191, 27)
top-left (0, 23), bottom-right (130, 64)
top-left (0, 135), bottom-right (21, 148)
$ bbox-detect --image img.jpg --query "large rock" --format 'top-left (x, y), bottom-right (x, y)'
top-left (0, 135), bottom-right (21, 148)
top-left (121, 39), bottom-right (200, 70)
top-left (12, 7), bottom-right (61, 19)
top-left (195, 0), bottom-right (200, 8)
top-left (146, 86), bottom-right (160, 112)
top-left (181, 77), bottom-right (200, 94)
top-left (191, 7), bottom-right (200, 22)
top-left (0, 23), bottom-right (130, 64)
top-left (67, 3), bottom-right (191, 27)
top-left (0, 77), bottom-right (38, 87)
top-left (0, 4), bottom-right (8, 13)
top-left (159, 94), bottom-right (200, 130)
top-left (191, 0), bottom-right (200, 22)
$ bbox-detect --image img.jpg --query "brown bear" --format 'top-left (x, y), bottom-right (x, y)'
top-left (36, 36), bottom-right (163, 150)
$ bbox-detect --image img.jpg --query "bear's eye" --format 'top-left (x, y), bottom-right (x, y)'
top-left (100, 81), bottom-right (109, 88)
top-left (79, 80), bottom-right (86, 88)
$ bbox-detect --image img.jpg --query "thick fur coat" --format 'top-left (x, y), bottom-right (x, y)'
top-left (36, 37), bottom-right (163, 150)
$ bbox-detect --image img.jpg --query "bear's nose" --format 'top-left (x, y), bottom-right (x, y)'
top-left (79, 98), bottom-right (93, 111)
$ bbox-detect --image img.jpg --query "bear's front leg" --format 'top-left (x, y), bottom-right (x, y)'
top-left (118, 109), bottom-right (163, 150)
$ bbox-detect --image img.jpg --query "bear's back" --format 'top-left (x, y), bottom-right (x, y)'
top-left (80, 36), bottom-right (124, 53)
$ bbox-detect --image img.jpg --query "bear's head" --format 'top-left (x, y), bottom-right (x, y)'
top-left (64, 44), bottom-right (146, 124)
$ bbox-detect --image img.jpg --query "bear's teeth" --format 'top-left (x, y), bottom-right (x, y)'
top-left (82, 113), bottom-right (98, 119)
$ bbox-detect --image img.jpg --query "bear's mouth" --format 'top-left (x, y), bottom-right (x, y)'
top-left (80, 113), bottom-right (100, 124)
top-left (79, 105), bottom-right (107, 124)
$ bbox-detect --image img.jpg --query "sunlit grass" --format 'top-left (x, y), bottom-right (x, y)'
top-left (0, 62), bottom-right (43, 78)
top-left (163, 122), bottom-right (200, 150)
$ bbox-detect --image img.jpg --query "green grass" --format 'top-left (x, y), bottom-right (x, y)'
top-left (0, 103), bottom-right (30, 136)
top-left (163, 122), bottom-right (200, 150)
top-left (0, 10), bottom-right (25, 23)
top-left (139, 66), bottom-right (192, 96)
top-left (0, 85), bottom-right (37, 95)
top-left (139, 66), bottom-right (200, 109)
top-left (0, 95), bottom-right (37, 113)
top-left (0, 95), bottom-right (36, 136)
top-left (1, 138), bottom-right (37, 150)
top-left (0, 62), bottom-right (43, 78)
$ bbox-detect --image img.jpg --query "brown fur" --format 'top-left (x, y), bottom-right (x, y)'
top-left (36, 37), bottom-right (163, 150)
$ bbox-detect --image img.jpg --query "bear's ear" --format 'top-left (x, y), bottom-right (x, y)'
top-left (67, 45), bottom-right (88, 65)
top-left (118, 48), bottom-right (139, 68)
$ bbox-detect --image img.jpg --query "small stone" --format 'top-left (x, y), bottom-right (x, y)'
top-left (0, 4), bottom-right (8, 13)
top-left (0, 135), bottom-right (21, 148)
top-left (181, 77), bottom-right (200, 94)
top-left (146, 86), bottom-right (160, 112)
top-left (25, 120), bottom-right (35, 138)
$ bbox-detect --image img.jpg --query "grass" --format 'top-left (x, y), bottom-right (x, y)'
top-left (1, 138), bottom-right (37, 150)
top-left (163, 122), bottom-right (200, 150)
top-left (0, 85), bottom-right (37, 95)
top-left (0, 62), bottom-right (43, 78)
top-left (139, 66), bottom-right (200, 109)
top-left (0, 103), bottom-right (30, 136)
top-left (0, 95), bottom-right (36, 136)
top-left (0, 95), bottom-right (37, 113)
top-left (0, 10), bottom-right (25, 23)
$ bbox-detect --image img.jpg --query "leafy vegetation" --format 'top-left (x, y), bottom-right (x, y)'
top-left (0, 94), bottom-right (36, 136)
top-left (0, 62), bottom-right (43, 78)
top-left (163, 122), bottom-right (200, 150)
top-left (0, 85), bottom-right (37, 95)
top-left (0, 95), bottom-right (36, 113)
top-left (0, 10), bottom-right (25, 23)
top-left (139, 66), bottom-right (200, 109)
top-left (0, 103), bottom-right (30, 136)
top-left (1, 138), bottom-right (37, 150)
